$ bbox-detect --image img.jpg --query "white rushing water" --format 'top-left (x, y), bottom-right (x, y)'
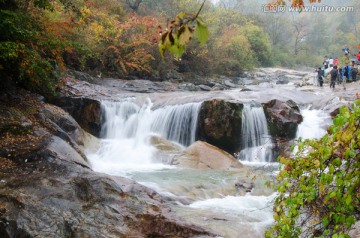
top-left (88, 99), bottom-right (201, 175)
top-left (296, 107), bottom-right (332, 140)
top-left (100, 99), bottom-right (201, 146)
top-left (238, 103), bottom-right (273, 163)
top-left (189, 192), bottom-right (277, 226)
top-left (87, 99), bottom-right (334, 237)
top-left (87, 99), bottom-right (278, 237)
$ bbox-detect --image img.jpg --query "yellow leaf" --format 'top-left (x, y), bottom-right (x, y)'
top-left (178, 26), bottom-right (193, 46)
top-left (175, 12), bottom-right (186, 24)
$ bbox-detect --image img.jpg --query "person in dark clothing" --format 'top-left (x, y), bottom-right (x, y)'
top-left (330, 65), bottom-right (338, 89)
top-left (337, 68), bottom-right (342, 84)
top-left (342, 63), bottom-right (351, 82)
top-left (317, 67), bottom-right (324, 87)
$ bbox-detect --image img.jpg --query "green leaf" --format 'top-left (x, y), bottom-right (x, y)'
top-left (346, 216), bottom-right (355, 228)
top-left (345, 195), bottom-right (352, 205)
top-left (322, 217), bottom-right (329, 226)
top-left (194, 18), bottom-right (209, 45)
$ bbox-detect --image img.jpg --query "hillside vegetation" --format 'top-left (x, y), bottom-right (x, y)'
top-left (0, 0), bottom-right (359, 95)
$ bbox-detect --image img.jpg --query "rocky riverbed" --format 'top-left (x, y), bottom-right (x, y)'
top-left (1, 67), bottom-right (359, 237)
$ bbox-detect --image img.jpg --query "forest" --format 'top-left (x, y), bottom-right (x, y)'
top-left (1, 0), bottom-right (359, 95)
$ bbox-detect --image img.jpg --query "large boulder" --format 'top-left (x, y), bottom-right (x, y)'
top-left (174, 141), bottom-right (243, 170)
top-left (150, 135), bottom-right (183, 165)
top-left (263, 99), bottom-right (303, 139)
top-left (50, 97), bottom-right (102, 137)
top-left (0, 160), bottom-right (216, 238)
top-left (197, 99), bottom-right (243, 155)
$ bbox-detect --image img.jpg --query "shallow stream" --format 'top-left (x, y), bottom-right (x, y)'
top-left (86, 96), bottom-right (332, 237)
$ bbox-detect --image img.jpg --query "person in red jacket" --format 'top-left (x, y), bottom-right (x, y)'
top-left (357, 51), bottom-right (360, 61)
top-left (334, 57), bottom-right (339, 65)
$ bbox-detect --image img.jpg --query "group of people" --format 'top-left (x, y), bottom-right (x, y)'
top-left (322, 56), bottom-right (337, 70)
top-left (316, 48), bottom-right (360, 89)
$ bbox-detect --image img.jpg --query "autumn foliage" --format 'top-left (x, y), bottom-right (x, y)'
top-left (1, 0), bottom-right (344, 95)
top-left (0, 0), bottom-right (162, 94)
top-left (267, 102), bottom-right (360, 237)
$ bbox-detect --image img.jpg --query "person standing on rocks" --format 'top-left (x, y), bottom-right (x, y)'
top-left (337, 67), bottom-right (342, 85)
top-left (317, 67), bottom-right (325, 87)
top-left (341, 62), bottom-right (351, 90)
top-left (342, 63), bottom-right (351, 82)
top-left (323, 56), bottom-right (329, 70)
top-left (330, 65), bottom-right (338, 89)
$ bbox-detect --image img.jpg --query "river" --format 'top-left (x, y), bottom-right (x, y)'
top-left (86, 90), bottom-right (333, 237)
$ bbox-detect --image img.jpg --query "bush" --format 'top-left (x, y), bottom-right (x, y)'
top-left (267, 101), bottom-right (360, 237)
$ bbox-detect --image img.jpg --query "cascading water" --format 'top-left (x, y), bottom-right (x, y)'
top-left (296, 107), bottom-right (332, 140)
top-left (100, 99), bottom-right (201, 146)
top-left (238, 103), bottom-right (273, 163)
top-left (87, 99), bottom-right (279, 237)
top-left (88, 99), bottom-right (201, 175)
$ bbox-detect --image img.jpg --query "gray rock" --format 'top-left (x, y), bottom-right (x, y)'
top-left (235, 179), bottom-right (254, 193)
top-left (198, 85), bottom-right (212, 91)
top-left (224, 80), bottom-right (236, 88)
top-left (197, 99), bottom-right (244, 155)
top-left (276, 77), bottom-right (290, 85)
top-left (50, 97), bottom-right (102, 137)
top-left (263, 99), bottom-right (303, 139)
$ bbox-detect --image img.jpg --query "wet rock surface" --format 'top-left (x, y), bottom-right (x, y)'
top-left (0, 161), bottom-right (215, 238)
top-left (2, 67), bottom-right (359, 237)
top-left (235, 179), bottom-right (254, 193)
top-left (173, 141), bottom-right (243, 170)
top-left (263, 99), bottom-right (303, 139)
top-left (196, 99), bottom-right (243, 155)
top-left (0, 90), bottom-right (217, 238)
top-left (50, 96), bottom-right (102, 137)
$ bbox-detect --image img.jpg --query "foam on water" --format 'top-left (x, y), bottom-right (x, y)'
top-left (296, 107), bottom-right (332, 140)
top-left (88, 99), bottom-right (201, 175)
top-left (189, 193), bottom-right (277, 225)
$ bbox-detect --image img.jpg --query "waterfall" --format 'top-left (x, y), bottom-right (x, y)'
top-left (87, 99), bottom-right (201, 174)
top-left (296, 107), bottom-right (331, 140)
top-left (238, 103), bottom-right (273, 163)
top-left (100, 99), bottom-right (201, 146)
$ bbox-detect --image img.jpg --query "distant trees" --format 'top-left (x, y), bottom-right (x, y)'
top-left (2, 0), bottom-right (357, 95)
top-left (125, 0), bottom-right (143, 11)
top-left (292, 17), bottom-right (308, 56)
